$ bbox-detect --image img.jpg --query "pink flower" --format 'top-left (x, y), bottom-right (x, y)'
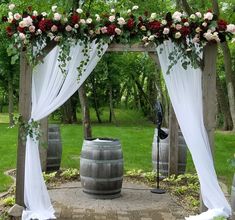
top-left (14, 13), bottom-right (21, 20)
top-left (117, 17), bottom-right (126, 26)
top-left (163, 27), bottom-right (170, 35)
top-left (115, 28), bottom-right (122, 35)
top-left (29, 25), bottom-right (35, 33)
top-left (54, 13), bottom-right (62, 21)
top-left (54, 36), bottom-right (61, 42)
top-left (101, 26), bottom-right (107, 34)
top-left (19, 33), bottom-right (26, 40)
top-left (65, 25), bottom-right (72, 32)
top-left (204, 12), bottom-right (213, 20)
top-left (176, 24), bottom-right (182, 30)
top-left (109, 15), bottom-right (115, 22)
top-left (51, 25), bottom-right (58, 32)
top-left (226, 24), bottom-right (235, 34)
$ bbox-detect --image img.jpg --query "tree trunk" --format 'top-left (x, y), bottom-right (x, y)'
top-left (109, 83), bottom-right (117, 124)
top-left (78, 84), bottom-right (92, 139)
top-left (62, 98), bottom-right (73, 124)
top-left (216, 74), bottom-right (233, 130)
top-left (181, 0), bottom-right (193, 15)
top-left (220, 42), bottom-right (235, 131)
top-left (8, 71), bottom-right (14, 126)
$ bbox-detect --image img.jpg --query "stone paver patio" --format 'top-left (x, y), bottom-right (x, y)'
top-left (49, 180), bottom-right (192, 220)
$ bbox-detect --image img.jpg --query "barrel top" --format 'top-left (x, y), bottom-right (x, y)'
top-left (83, 138), bottom-right (121, 147)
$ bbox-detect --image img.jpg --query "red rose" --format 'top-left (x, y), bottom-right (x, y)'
top-left (182, 18), bottom-right (188, 23)
top-left (6, 26), bottom-right (13, 36)
top-left (17, 26), bottom-right (25, 33)
top-left (217, 19), bottom-right (227, 31)
top-left (180, 26), bottom-right (190, 37)
top-left (71, 14), bottom-right (80, 24)
top-left (38, 19), bottom-right (53, 32)
top-left (127, 18), bottom-right (135, 30)
top-left (148, 21), bottom-right (161, 31)
top-left (107, 24), bottom-right (116, 35)
top-left (31, 16), bottom-right (37, 20)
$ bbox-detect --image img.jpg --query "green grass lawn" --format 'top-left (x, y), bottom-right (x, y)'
top-left (0, 109), bottom-right (234, 192)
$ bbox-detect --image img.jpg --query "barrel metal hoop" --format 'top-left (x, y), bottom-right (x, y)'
top-left (80, 158), bottom-right (124, 164)
top-left (81, 176), bottom-right (123, 182)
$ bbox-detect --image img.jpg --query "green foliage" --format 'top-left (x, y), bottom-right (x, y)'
top-left (213, 217), bottom-right (227, 220)
top-left (43, 171), bottom-right (57, 183)
top-left (2, 196), bottom-right (15, 206)
top-left (60, 168), bottom-right (79, 179)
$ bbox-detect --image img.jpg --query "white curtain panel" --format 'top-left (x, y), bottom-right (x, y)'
top-left (22, 40), bottom-right (108, 220)
top-left (156, 40), bottom-right (231, 220)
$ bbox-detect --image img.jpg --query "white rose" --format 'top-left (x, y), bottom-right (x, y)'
top-left (76, 8), bottom-right (83, 14)
top-left (161, 20), bottom-right (167, 25)
top-left (65, 25), bottom-right (72, 32)
top-left (132, 5), bottom-right (139, 10)
top-left (33, 10), bottom-right (38, 16)
top-left (176, 24), bottom-right (182, 30)
top-left (203, 31), bottom-right (212, 41)
top-left (95, 14), bottom-right (101, 22)
top-left (150, 13), bottom-right (157, 20)
top-left (204, 12), bottom-right (213, 20)
top-left (8, 16), bottom-right (14, 23)
top-left (140, 26), bottom-right (146, 31)
top-left (14, 13), bottom-right (21, 20)
top-left (115, 28), bottom-right (122, 35)
top-left (148, 35), bottom-right (155, 41)
top-left (86, 18), bottom-right (92, 24)
top-left (196, 27), bottom-right (201, 33)
top-left (226, 24), bottom-right (235, 34)
top-left (23, 16), bottom-right (33, 27)
top-left (41, 12), bottom-right (47, 17)
top-left (101, 26), bottom-right (107, 34)
top-left (202, 22), bottom-right (207, 27)
top-left (9, 4), bottom-right (15, 11)
top-left (29, 25), bottom-right (35, 33)
top-left (74, 24), bottom-right (79, 29)
top-left (109, 15), bottom-right (115, 22)
top-left (80, 19), bottom-right (86, 24)
top-left (19, 20), bottom-right (26, 28)
top-left (175, 32), bottom-right (181, 39)
top-left (8, 12), bottom-right (13, 17)
top-left (190, 14), bottom-right (196, 20)
top-left (19, 33), bottom-right (26, 40)
top-left (95, 28), bottom-right (101, 35)
top-left (184, 22), bottom-right (189, 27)
top-left (51, 5), bottom-right (57, 12)
top-left (127, 9), bottom-right (131, 14)
top-left (163, 27), bottom-right (170, 35)
top-left (36, 29), bottom-right (42, 35)
top-left (111, 9), bottom-right (115, 13)
top-left (172, 11), bottom-right (182, 22)
top-left (142, 36), bottom-right (148, 41)
top-left (195, 12), bottom-right (202, 18)
top-left (117, 17), bottom-right (126, 25)
top-left (54, 13), bottom-right (62, 21)
top-left (47, 32), bottom-right (54, 40)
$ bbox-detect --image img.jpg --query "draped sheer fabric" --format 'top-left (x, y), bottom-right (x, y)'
top-left (156, 40), bottom-right (231, 220)
top-left (22, 41), bottom-right (108, 220)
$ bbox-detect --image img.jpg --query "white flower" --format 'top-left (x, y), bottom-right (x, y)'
top-left (111, 9), bottom-right (115, 13)
top-left (132, 5), bottom-right (139, 10)
top-left (47, 32), bottom-right (54, 40)
top-left (163, 27), bottom-right (170, 35)
top-left (14, 13), bottom-right (21, 20)
top-left (29, 25), bottom-right (35, 33)
top-left (226, 24), bottom-right (235, 34)
top-left (161, 20), bottom-right (167, 25)
top-left (63, 18), bottom-right (68, 22)
top-left (95, 14), bottom-right (100, 22)
top-left (115, 28), bottom-right (122, 35)
top-left (52, 5), bottom-right (57, 12)
top-left (8, 12), bottom-right (13, 17)
top-left (65, 25), bottom-right (72, 32)
top-left (19, 33), bottom-right (26, 40)
top-left (41, 12), bottom-right (47, 17)
top-left (140, 26), bottom-right (146, 31)
top-left (95, 28), bottom-right (101, 35)
top-left (109, 15), bottom-right (115, 22)
top-left (142, 36), bottom-right (148, 41)
top-left (76, 8), bottom-right (83, 14)
top-left (54, 13), bottom-right (62, 21)
top-left (210, 27), bottom-right (216, 32)
top-left (54, 36), bottom-right (61, 42)
top-left (51, 25), bottom-right (58, 32)
top-left (89, 30), bottom-right (94, 35)
top-left (101, 26), bottom-right (107, 34)
top-left (184, 22), bottom-right (189, 27)
top-left (172, 11), bottom-right (182, 22)
top-left (127, 9), bottom-right (131, 14)
top-left (204, 31), bottom-right (220, 42)
top-left (192, 36), bottom-right (200, 43)
top-left (33, 10), bottom-right (38, 16)
top-left (204, 12), bottom-right (213, 20)
top-left (202, 22), bottom-right (207, 27)
top-left (190, 14), bottom-right (196, 20)
top-left (80, 19), bottom-right (86, 24)
top-left (150, 13), bottom-right (157, 20)
top-left (86, 18), bottom-right (92, 24)
top-left (176, 24), bottom-right (182, 30)
top-left (8, 4), bottom-right (15, 11)
top-left (117, 17), bottom-right (126, 25)
top-left (23, 16), bottom-right (33, 27)
top-left (36, 29), bottom-right (42, 35)
top-left (148, 35), bottom-right (155, 41)
top-left (8, 16), bottom-right (14, 23)
top-left (19, 20), bottom-right (26, 28)
top-left (171, 23), bottom-right (176, 28)
top-left (74, 24), bottom-right (79, 29)
top-left (195, 12), bottom-right (202, 18)
top-left (196, 27), bottom-right (201, 33)
top-left (175, 32), bottom-right (181, 39)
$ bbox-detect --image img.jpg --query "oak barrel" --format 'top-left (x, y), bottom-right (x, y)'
top-left (80, 138), bottom-right (123, 199)
top-left (46, 124), bottom-right (62, 172)
top-left (232, 174), bottom-right (235, 212)
top-left (152, 128), bottom-right (187, 177)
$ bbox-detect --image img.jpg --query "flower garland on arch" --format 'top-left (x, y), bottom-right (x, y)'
top-left (2, 3), bottom-right (235, 73)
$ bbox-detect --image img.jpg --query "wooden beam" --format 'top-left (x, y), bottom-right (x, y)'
top-left (107, 43), bottom-right (156, 52)
top-left (15, 51), bottom-right (32, 207)
top-left (36, 41), bottom-right (57, 62)
top-left (200, 43), bottom-right (217, 212)
top-left (168, 104), bottom-right (179, 176)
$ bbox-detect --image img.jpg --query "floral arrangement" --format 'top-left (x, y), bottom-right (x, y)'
top-left (2, 3), bottom-right (235, 71)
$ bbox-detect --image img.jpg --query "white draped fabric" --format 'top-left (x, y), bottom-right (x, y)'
top-left (22, 41), bottom-right (108, 220)
top-left (156, 40), bottom-right (231, 220)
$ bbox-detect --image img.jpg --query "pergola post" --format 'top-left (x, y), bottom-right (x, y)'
top-left (15, 51), bottom-right (32, 207)
top-left (200, 43), bottom-right (217, 211)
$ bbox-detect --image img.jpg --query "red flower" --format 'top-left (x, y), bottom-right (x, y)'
top-left (6, 26), bottom-right (13, 36)
top-left (207, 9), bottom-right (212, 12)
top-left (71, 14), bottom-right (80, 24)
top-left (217, 19), bottom-right (227, 31)
top-left (17, 26), bottom-right (25, 33)
top-left (31, 16), bottom-right (37, 20)
top-left (182, 18), bottom-right (188, 23)
top-left (107, 24), bottom-right (116, 35)
top-left (148, 21), bottom-right (161, 32)
top-left (38, 19), bottom-right (53, 32)
top-left (127, 18), bottom-right (135, 30)
top-left (180, 26), bottom-right (190, 37)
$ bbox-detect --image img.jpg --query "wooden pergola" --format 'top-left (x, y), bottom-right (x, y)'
top-left (15, 42), bottom-right (217, 216)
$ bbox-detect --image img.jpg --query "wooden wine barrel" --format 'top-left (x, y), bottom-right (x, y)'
top-left (152, 128), bottom-right (187, 177)
top-left (232, 174), bottom-right (235, 212)
top-left (46, 124), bottom-right (62, 172)
top-left (80, 138), bottom-right (123, 199)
